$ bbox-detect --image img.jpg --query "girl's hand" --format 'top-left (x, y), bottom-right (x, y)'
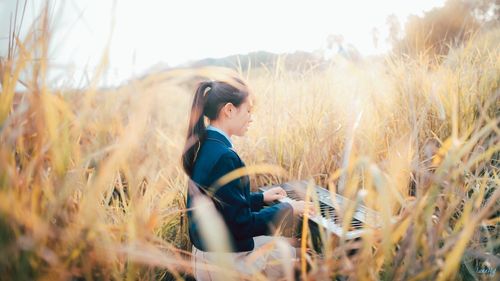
top-left (288, 200), bottom-right (316, 218)
top-left (263, 186), bottom-right (287, 203)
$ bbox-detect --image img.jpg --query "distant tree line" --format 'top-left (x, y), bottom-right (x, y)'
top-left (390, 0), bottom-right (499, 59)
top-left (188, 50), bottom-right (323, 71)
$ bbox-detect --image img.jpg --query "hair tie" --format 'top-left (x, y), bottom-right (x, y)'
top-left (203, 81), bottom-right (214, 97)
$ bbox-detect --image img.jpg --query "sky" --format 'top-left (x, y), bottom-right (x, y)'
top-left (0, 0), bottom-right (446, 87)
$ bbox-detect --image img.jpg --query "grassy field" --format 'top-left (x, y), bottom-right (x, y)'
top-left (0, 8), bottom-right (499, 281)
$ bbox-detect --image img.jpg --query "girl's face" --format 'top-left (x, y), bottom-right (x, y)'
top-left (230, 97), bottom-right (253, 137)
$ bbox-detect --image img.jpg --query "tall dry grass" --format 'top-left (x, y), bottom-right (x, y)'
top-left (0, 4), bottom-right (499, 281)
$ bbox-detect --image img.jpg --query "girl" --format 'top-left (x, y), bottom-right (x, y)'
top-left (182, 77), bottom-right (309, 279)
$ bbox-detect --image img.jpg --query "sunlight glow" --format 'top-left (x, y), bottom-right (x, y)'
top-left (0, 0), bottom-right (446, 86)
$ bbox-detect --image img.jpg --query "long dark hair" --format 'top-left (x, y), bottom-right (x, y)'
top-left (182, 77), bottom-right (249, 176)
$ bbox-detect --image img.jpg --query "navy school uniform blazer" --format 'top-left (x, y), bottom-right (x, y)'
top-left (186, 130), bottom-right (293, 252)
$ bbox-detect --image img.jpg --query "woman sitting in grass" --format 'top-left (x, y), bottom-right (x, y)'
top-left (182, 76), bottom-right (310, 280)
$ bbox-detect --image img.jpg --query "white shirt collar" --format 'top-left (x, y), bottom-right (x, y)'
top-left (206, 125), bottom-right (233, 146)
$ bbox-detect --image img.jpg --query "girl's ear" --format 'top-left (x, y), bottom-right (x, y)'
top-left (221, 103), bottom-right (236, 118)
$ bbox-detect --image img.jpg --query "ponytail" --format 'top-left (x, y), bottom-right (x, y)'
top-left (182, 81), bottom-right (212, 176)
